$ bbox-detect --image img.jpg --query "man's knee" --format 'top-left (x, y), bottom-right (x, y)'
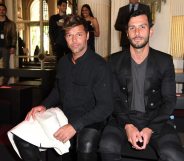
top-left (99, 127), bottom-right (122, 154)
top-left (157, 127), bottom-right (184, 161)
top-left (13, 135), bottom-right (41, 161)
top-left (13, 134), bottom-right (30, 148)
top-left (77, 128), bottom-right (100, 153)
top-left (159, 142), bottom-right (184, 161)
top-left (99, 135), bottom-right (122, 154)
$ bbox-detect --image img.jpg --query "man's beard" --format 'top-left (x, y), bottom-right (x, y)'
top-left (70, 45), bottom-right (85, 54)
top-left (129, 36), bottom-right (149, 49)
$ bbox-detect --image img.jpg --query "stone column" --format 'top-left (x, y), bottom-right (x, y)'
top-left (78, 0), bottom-right (111, 58)
top-left (48, 0), bottom-right (57, 17)
top-left (5, 0), bottom-right (14, 21)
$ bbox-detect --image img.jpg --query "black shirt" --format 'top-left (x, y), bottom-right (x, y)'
top-left (42, 49), bottom-right (113, 131)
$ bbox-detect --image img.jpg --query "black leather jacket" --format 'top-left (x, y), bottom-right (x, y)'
top-left (109, 48), bottom-right (176, 134)
top-left (3, 16), bottom-right (17, 48)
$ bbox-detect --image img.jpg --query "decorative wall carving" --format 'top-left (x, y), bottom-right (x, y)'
top-left (140, 0), bottom-right (167, 22)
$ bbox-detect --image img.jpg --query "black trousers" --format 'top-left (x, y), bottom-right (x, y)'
top-left (13, 127), bottom-right (101, 161)
top-left (99, 122), bottom-right (184, 161)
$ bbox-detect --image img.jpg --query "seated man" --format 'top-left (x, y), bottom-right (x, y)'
top-left (13, 14), bottom-right (113, 161)
top-left (99, 10), bottom-right (184, 161)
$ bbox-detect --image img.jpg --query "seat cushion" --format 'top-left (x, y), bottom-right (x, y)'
top-left (0, 125), bottom-right (13, 145)
top-left (0, 100), bottom-right (11, 124)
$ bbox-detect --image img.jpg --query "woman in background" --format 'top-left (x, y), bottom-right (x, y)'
top-left (81, 4), bottom-right (100, 51)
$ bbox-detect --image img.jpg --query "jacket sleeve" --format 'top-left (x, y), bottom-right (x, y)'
top-left (115, 7), bottom-right (127, 31)
top-left (41, 77), bottom-right (61, 108)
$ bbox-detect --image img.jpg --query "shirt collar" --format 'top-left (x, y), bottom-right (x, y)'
top-left (68, 48), bottom-right (92, 64)
top-left (129, 3), bottom-right (139, 11)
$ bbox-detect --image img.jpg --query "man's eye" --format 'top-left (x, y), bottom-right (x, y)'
top-left (140, 25), bottom-right (146, 29)
top-left (66, 34), bottom-right (71, 38)
top-left (129, 26), bottom-right (135, 30)
top-left (77, 33), bottom-right (82, 37)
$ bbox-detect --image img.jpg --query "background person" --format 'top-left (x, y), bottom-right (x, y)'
top-left (49, 0), bottom-right (70, 62)
top-left (0, 3), bottom-right (17, 85)
top-left (115, 0), bottom-right (151, 51)
top-left (100, 10), bottom-right (184, 161)
top-left (81, 4), bottom-right (100, 51)
top-left (18, 35), bottom-right (29, 67)
top-left (18, 36), bottom-right (26, 68)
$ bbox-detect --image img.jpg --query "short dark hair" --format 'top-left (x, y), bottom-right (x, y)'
top-left (0, 4), bottom-right (7, 10)
top-left (128, 9), bottom-right (153, 28)
top-left (63, 14), bottom-right (88, 33)
top-left (57, 0), bottom-right (67, 6)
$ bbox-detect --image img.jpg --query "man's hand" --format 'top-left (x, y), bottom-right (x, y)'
top-left (25, 105), bottom-right (46, 121)
top-left (125, 124), bottom-right (143, 150)
top-left (140, 127), bottom-right (153, 149)
top-left (54, 124), bottom-right (76, 143)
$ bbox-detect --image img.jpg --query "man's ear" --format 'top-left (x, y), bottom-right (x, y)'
top-left (149, 27), bottom-right (154, 37)
top-left (87, 31), bottom-right (89, 40)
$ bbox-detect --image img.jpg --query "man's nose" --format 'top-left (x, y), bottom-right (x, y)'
top-left (72, 35), bottom-right (78, 42)
top-left (135, 27), bottom-right (140, 35)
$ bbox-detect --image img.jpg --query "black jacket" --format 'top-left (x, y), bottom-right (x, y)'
top-left (109, 48), bottom-right (176, 134)
top-left (42, 49), bottom-right (113, 132)
top-left (1, 16), bottom-right (17, 48)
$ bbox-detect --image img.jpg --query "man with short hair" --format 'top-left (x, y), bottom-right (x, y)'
top-left (13, 14), bottom-right (113, 161)
top-left (49, 0), bottom-right (70, 62)
top-left (100, 10), bottom-right (184, 161)
top-left (0, 4), bottom-right (17, 85)
top-left (115, 0), bottom-right (151, 51)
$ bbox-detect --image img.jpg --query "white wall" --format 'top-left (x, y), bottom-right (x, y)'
top-left (149, 1), bottom-right (172, 53)
top-left (111, 0), bottom-right (129, 53)
top-left (5, 0), bottom-right (15, 21)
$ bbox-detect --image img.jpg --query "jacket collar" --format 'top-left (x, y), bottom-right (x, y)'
top-left (122, 48), bottom-right (155, 91)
